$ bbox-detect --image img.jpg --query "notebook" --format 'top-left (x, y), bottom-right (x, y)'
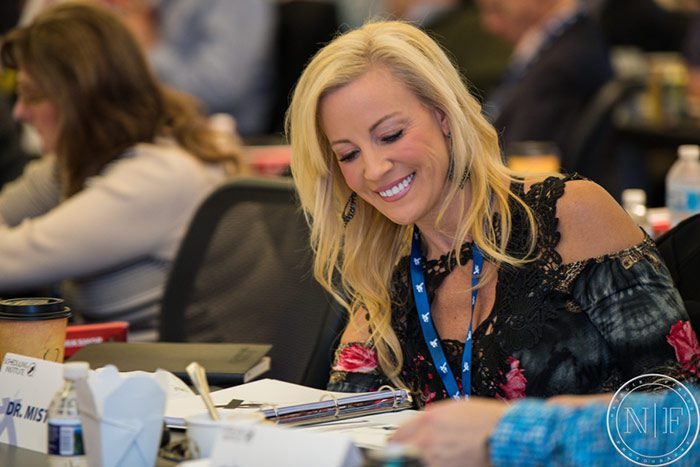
top-left (68, 342), bottom-right (271, 386)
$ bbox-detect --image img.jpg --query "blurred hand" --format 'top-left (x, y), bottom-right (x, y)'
top-left (546, 392), bottom-right (612, 407)
top-left (391, 397), bottom-right (509, 467)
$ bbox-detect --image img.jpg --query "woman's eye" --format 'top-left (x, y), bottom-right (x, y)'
top-left (339, 150), bottom-right (359, 163)
top-left (18, 91), bottom-right (44, 105)
top-left (381, 129), bottom-right (403, 143)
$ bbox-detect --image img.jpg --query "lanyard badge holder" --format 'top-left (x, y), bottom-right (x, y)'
top-left (409, 227), bottom-right (483, 399)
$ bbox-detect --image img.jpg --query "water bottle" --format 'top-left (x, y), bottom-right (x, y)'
top-left (666, 144), bottom-right (700, 227)
top-left (622, 189), bottom-right (652, 236)
top-left (47, 362), bottom-right (90, 467)
top-left (363, 443), bottom-right (424, 466)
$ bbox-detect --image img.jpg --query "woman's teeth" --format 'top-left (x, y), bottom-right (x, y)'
top-left (379, 173), bottom-right (414, 198)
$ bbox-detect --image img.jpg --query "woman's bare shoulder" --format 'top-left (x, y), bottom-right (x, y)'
top-left (554, 179), bottom-right (644, 264)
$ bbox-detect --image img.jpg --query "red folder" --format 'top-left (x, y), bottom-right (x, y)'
top-left (64, 322), bottom-right (129, 358)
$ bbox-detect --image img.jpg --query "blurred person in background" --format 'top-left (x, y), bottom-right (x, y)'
top-left (104, 0), bottom-right (276, 138)
top-left (478, 0), bottom-right (613, 178)
top-left (383, 0), bottom-right (512, 98)
top-left (334, 0), bottom-right (383, 29)
top-left (0, 2), bottom-right (245, 339)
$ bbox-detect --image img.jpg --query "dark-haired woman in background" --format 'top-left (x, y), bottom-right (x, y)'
top-left (0, 2), bottom-right (245, 339)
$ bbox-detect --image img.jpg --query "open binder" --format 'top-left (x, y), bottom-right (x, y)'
top-left (260, 387), bottom-right (412, 427)
top-left (164, 379), bottom-right (413, 429)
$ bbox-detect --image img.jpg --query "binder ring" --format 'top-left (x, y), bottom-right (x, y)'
top-left (271, 404), bottom-right (281, 424)
top-left (320, 393), bottom-right (341, 418)
top-left (377, 385), bottom-right (402, 409)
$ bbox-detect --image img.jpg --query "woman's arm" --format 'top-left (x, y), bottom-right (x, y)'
top-left (0, 144), bottom-right (212, 291)
top-left (392, 388), bottom-right (700, 467)
top-left (555, 179), bottom-right (689, 378)
top-left (327, 308), bottom-right (389, 392)
top-left (0, 155), bottom-right (60, 227)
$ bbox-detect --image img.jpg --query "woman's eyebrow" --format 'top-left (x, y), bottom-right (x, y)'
top-left (369, 112), bottom-right (400, 133)
top-left (329, 112), bottom-right (402, 146)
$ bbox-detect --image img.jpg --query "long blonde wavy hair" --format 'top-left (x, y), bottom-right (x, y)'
top-left (287, 21), bottom-right (537, 387)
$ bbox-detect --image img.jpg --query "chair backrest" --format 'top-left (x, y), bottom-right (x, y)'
top-left (160, 177), bottom-right (345, 388)
top-left (656, 213), bottom-right (700, 331)
top-left (564, 77), bottom-right (645, 180)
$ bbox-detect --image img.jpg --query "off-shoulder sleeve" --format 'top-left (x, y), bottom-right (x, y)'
top-left (326, 342), bottom-right (390, 393)
top-left (568, 238), bottom-right (689, 379)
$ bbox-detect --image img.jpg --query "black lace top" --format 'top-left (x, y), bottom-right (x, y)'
top-left (328, 176), bottom-right (689, 406)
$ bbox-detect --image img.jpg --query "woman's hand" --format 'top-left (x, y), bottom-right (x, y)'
top-left (391, 397), bottom-right (509, 467)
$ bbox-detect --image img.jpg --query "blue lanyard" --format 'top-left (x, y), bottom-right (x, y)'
top-left (409, 227), bottom-right (483, 399)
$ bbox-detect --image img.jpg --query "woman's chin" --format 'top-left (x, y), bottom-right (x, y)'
top-left (383, 211), bottom-right (418, 227)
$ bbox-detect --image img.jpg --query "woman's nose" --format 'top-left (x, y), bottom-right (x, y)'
top-left (12, 99), bottom-right (28, 122)
top-left (363, 149), bottom-right (392, 182)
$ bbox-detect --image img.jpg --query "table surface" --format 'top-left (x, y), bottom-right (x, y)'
top-left (0, 442), bottom-right (179, 466)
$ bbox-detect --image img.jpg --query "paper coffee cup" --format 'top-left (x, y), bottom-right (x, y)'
top-left (0, 297), bottom-right (72, 364)
top-left (186, 410), bottom-right (265, 459)
top-left (506, 140), bottom-right (560, 174)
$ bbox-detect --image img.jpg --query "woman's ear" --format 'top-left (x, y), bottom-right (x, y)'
top-left (433, 107), bottom-right (450, 137)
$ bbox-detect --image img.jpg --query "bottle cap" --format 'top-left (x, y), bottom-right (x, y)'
top-left (678, 144), bottom-right (700, 160)
top-left (364, 442), bottom-right (423, 466)
top-left (64, 361), bottom-right (90, 381)
top-left (622, 188), bottom-right (646, 206)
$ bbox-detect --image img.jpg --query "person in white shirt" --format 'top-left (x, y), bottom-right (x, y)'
top-left (0, 2), bottom-right (245, 339)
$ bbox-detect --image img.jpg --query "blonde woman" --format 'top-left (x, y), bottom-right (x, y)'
top-left (288, 21), bottom-right (691, 404)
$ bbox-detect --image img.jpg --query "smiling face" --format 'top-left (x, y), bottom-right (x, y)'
top-left (13, 69), bottom-right (60, 153)
top-left (320, 66), bottom-right (451, 227)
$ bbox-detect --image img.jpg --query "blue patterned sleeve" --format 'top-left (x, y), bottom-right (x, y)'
top-left (490, 387), bottom-right (700, 466)
top-left (570, 239), bottom-right (688, 378)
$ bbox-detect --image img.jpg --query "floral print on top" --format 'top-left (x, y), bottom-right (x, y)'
top-left (667, 320), bottom-right (700, 377)
top-left (327, 176), bottom-right (691, 406)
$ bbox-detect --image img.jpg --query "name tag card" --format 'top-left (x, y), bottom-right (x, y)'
top-left (210, 422), bottom-right (362, 467)
top-left (0, 353), bottom-right (63, 452)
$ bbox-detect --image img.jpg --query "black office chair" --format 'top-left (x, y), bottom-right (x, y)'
top-left (160, 177), bottom-right (345, 388)
top-left (564, 77), bottom-right (645, 188)
top-left (656, 213), bottom-right (700, 332)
